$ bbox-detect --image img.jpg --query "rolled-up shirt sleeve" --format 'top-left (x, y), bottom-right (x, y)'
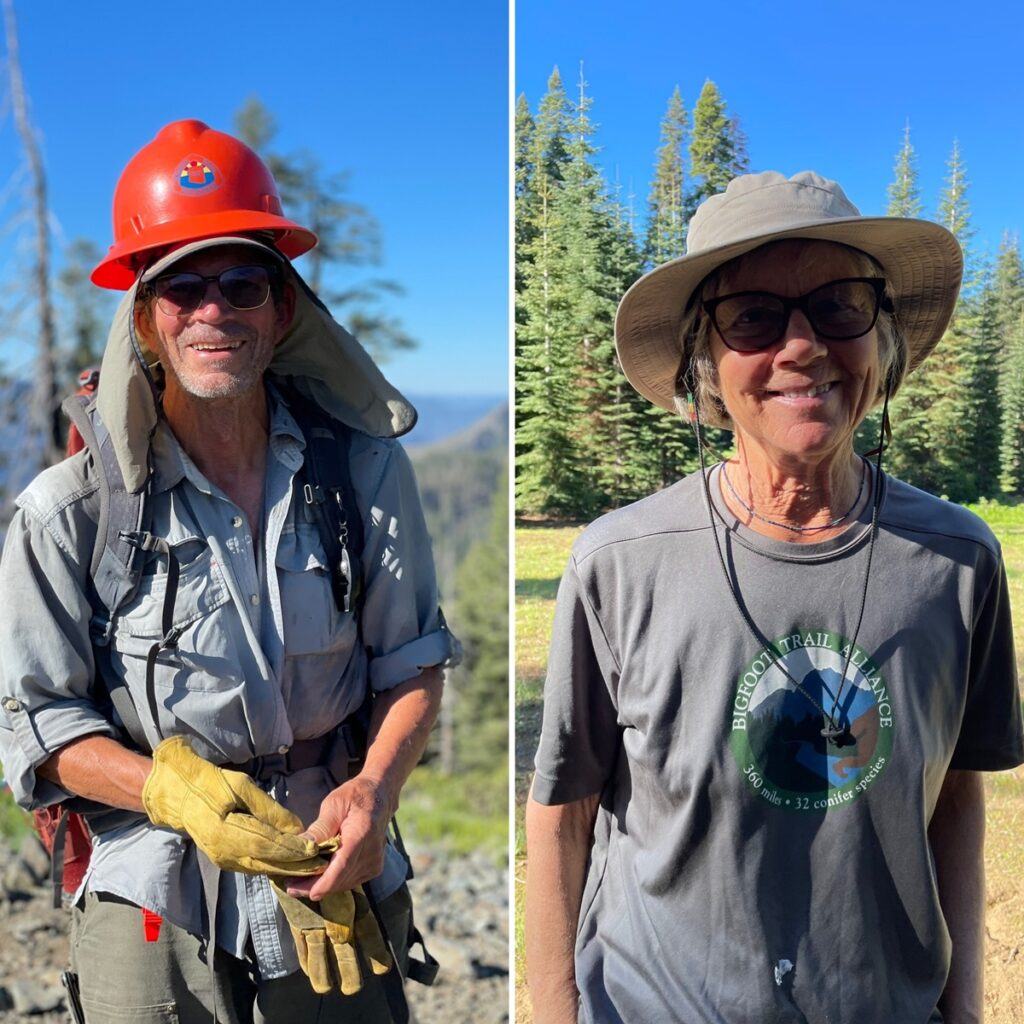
top-left (0, 500), bottom-right (115, 809)
top-left (357, 439), bottom-right (459, 692)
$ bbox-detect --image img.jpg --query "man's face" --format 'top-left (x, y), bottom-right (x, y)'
top-left (136, 245), bottom-right (295, 400)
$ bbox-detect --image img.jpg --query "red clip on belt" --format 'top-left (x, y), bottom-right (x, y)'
top-left (142, 908), bottom-right (163, 943)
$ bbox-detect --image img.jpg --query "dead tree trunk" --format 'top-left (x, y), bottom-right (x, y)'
top-left (3, 0), bottom-right (61, 466)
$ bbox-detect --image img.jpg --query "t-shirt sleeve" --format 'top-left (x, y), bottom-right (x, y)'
top-left (949, 550), bottom-right (1024, 771)
top-left (532, 554), bottom-right (621, 804)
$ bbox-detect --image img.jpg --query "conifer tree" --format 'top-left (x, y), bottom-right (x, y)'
top-left (890, 140), bottom-right (995, 499)
top-left (598, 182), bottom-right (648, 506)
top-left (58, 238), bottom-right (113, 378)
top-left (995, 236), bottom-right (1024, 493)
top-left (993, 232), bottom-right (1024, 335)
top-left (959, 276), bottom-right (1002, 497)
top-left (515, 93), bottom-right (536, 308)
top-left (638, 87), bottom-right (706, 490)
top-left (451, 468), bottom-right (508, 770)
top-left (234, 97), bottom-right (414, 361)
top-left (938, 139), bottom-right (977, 289)
top-left (514, 73), bottom-right (570, 357)
top-left (553, 65), bottom-right (623, 513)
top-left (688, 80), bottom-right (748, 213)
top-left (645, 87), bottom-right (688, 266)
top-left (515, 69), bottom-right (588, 515)
top-left (931, 142), bottom-right (997, 499)
top-left (886, 121), bottom-right (923, 218)
top-left (1000, 312), bottom-right (1024, 495)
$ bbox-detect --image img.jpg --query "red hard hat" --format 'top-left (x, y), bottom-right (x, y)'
top-left (91, 119), bottom-right (317, 290)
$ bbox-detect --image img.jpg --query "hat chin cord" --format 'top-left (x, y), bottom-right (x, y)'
top-left (678, 358), bottom-right (893, 747)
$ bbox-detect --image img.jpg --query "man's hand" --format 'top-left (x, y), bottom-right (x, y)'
top-left (288, 774), bottom-right (396, 900)
top-left (288, 668), bottom-right (444, 900)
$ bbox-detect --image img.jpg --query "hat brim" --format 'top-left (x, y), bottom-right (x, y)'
top-left (137, 234), bottom-right (287, 282)
top-left (614, 216), bottom-right (963, 419)
top-left (91, 214), bottom-right (316, 290)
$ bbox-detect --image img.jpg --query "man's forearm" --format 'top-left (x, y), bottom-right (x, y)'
top-left (294, 666), bottom-right (445, 897)
top-left (930, 769), bottom-right (985, 1024)
top-left (37, 734), bottom-right (152, 813)
top-left (361, 665), bottom-right (445, 812)
top-left (525, 788), bottom-right (599, 1024)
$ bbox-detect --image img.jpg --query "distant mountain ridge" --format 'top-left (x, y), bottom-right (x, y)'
top-left (409, 402), bottom-right (508, 575)
top-left (421, 403), bottom-right (507, 454)
top-left (403, 393), bottom-right (505, 447)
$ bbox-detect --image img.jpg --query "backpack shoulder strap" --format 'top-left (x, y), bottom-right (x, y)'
top-left (286, 391), bottom-right (365, 616)
top-left (61, 395), bottom-right (151, 751)
top-left (62, 395), bottom-right (148, 620)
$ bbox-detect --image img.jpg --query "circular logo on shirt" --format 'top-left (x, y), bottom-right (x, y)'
top-left (729, 629), bottom-right (893, 811)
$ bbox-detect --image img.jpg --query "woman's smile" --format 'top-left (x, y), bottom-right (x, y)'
top-left (710, 240), bottom-right (881, 467)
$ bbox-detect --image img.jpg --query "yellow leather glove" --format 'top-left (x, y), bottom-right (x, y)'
top-left (271, 881), bottom-right (392, 995)
top-left (141, 736), bottom-right (325, 876)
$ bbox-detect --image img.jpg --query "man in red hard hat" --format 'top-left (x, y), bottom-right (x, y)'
top-left (0, 119), bottom-right (455, 1023)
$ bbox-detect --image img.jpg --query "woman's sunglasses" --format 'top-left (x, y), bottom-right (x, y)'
top-left (149, 264), bottom-right (280, 317)
top-left (702, 277), bottom-right (890, 353)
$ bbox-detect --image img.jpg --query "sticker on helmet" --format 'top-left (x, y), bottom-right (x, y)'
top-left (175, 156), bottom-right (221, 195)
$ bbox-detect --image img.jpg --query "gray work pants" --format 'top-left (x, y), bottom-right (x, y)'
top-left (70, 886), bottom-right (413, 1023)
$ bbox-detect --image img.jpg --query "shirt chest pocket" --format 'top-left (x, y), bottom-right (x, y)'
top-left (276, 524), bottom-right (352, 656)
top-left (111, 536), bottom-right (237, 693)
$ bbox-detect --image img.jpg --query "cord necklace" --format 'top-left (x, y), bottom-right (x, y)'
top-left (720, 457), bottom-right (868, 534)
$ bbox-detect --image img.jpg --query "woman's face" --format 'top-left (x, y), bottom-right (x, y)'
top-left (708, 240), bottom-right (882, 469)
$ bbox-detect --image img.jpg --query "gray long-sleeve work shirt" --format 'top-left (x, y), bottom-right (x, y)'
top-left (0, 384), bottom-right (455, 978)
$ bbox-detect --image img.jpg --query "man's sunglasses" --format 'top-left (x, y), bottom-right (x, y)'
top-left (149, 264), bottom-right (280, 317)
top-left (702, 277), bottom-right (890, 353)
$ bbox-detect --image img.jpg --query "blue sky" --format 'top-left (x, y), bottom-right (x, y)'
top-left (517, 0), bottom-right (1024, 261)
top-left (0, 0), bottom-right (507, 397)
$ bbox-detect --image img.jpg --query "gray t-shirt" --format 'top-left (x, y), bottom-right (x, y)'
top-left (534, 466), bottom-right (1024, 1024)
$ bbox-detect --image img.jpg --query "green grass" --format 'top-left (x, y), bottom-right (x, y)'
top-left (515, 502), bottom-right (1024, 1023)
top-left (515, 522), bottom-right (583, 1022)
top-left (401, 762), bottom-right (508, 865)
top-left (966, 501), bottom-right (1024, 679)
top-left (0, 787), bottom-right (32, 846)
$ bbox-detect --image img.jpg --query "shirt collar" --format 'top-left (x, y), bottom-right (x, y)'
top-left (149, 382), bottom-right (306, 495)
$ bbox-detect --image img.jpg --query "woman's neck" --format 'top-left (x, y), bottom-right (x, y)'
top-left (719, 440), bottom-right (868, 544)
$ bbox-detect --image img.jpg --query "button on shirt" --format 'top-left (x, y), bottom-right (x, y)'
top-left (0, 387), bottom-right (455, 978)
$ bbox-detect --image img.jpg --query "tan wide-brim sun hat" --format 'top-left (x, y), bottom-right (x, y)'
top-left (614, 170), bottom-right (964, 420)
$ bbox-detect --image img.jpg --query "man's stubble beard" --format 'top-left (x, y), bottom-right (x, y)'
top-left (168, 322), bottom-right (275, 401)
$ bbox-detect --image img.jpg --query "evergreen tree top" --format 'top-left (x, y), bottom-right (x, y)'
top-left (886, 120), bottom-right (923, 218)
top-left (644, 86), bottom-right (689, 267)
top-left (529, 66), bottom-right (573, 187)
top-left (516, 92), bottom-right (533, 128)
top-left (938, 138), bottom-right (975, 246)
top-left (688, 79), bottom-right (747, 211)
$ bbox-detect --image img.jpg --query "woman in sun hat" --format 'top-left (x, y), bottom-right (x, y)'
top-left (525, 170), bottom-right (1024, 1024)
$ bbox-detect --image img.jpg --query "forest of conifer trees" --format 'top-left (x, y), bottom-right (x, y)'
top-left (515, 69), bottom-right (1024, 517)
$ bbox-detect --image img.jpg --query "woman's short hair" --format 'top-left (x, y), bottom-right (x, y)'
top-left (675, 241), bottom-right (909, 427)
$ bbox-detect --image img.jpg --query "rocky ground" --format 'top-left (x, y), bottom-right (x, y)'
top-left (0, 834), bottom-right (508, 1023)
